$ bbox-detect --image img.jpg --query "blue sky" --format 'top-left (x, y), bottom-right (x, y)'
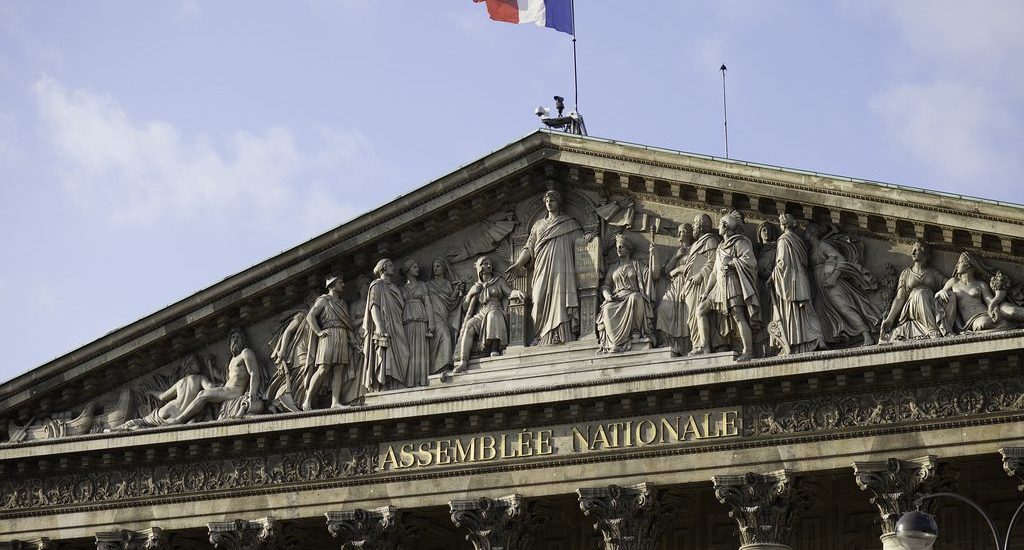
top-left (1, 1), bottom-right (1022, 383)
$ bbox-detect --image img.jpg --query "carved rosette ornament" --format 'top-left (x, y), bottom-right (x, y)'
top-left (449, 494), bottom-right (546, 550)
top-left (208, 518), bottom-right (279, 550)
top-left (853, 456), bottom-right (947, 550)
top-left (576, 483), bottom-right (671, 550)
top-left (1000, 447), bottom-right (1024, 492)
top-left (95, 529), bottom-right (166, 550)
top-left (711, 470), bottom-right (810, 550)
top-left (326, 506), bottom-right (411, 550)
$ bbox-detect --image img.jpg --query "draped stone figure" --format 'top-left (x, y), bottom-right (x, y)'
top-left (305, 274), bottom-right (363, 408)
top-left (363, 259), bottom-right (412, 391)
top-left (805, 223), bottom-right (882, 346)
top-left (880, 240), bottom-right (946, 341)
top-left (263, 293), bottom-right (317, 413)
top-left (455, 256), bottom-right (523, 372)
top-left (655, 223), bottom-right (695, 355)
top-left (166, 328), bottom-right (265, 424)
top-left (426, 258), bottom-right (465, 374)
top-left (755, 221), bottom-right (780, 355)
top-left (936, 251), bottom-right (1024, 333)
top-left (989, 271), bottom-right (1024, 325)
top-left (116, 354), bottom-right (215, 430)
top-left (694, 211), bottom-right (760, 361)
top-left (769, 214), bottom-right (825, 355)
top-left (598, 234), bottom-right (655, 353)
top-left (400, 260), bottom-right (434, 388)
top-left (507, 189), bottom-right (585, 346)
top-left (682, 214), bottom-right (724, 353)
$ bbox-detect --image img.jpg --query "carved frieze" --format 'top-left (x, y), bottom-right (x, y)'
top-left (577, 483), bottom-right (671, 550)
top-left (712, 470), bottom-right (810, 548)
top-left (746, 376), bottom-right (1024, 437)
top-left (449, 494), bottom-right (546, 550)
top-left (0, 446), bottom-right (374, 513)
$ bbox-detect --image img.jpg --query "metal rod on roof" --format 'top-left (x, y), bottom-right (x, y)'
top-left (720, 63), bottom-right (729, 159)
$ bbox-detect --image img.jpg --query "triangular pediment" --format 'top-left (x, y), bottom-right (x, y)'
top-left (4, 129), bottom-right (1024, 445)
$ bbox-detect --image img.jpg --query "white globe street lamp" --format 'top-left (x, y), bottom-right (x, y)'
top-left (895, 492), bottom-right (1024, 550)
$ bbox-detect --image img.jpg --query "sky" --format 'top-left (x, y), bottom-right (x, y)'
top-left (1, 1), bottom-right (1022, 384)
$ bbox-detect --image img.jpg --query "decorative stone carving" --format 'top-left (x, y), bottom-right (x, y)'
top-left (305, 274), bottom-right (363, 407)
top-left (880, 240), bottom-right (946, 342)
top-left (767, 214), bottom-right (825, 356)
top-left (95, 528), bottom-right (166, 550)
top-left (453, 257), bottom-right (523, 372)
top-left (577, 483), bottom-right (671, 550)
top-left (326, 506), bottom-right (414, 550)
top-left (7, 388), bottom-right (131, 442)
top-left (161, 327), bottom-right (267, 425)
top-left (450, 494), bottom-right (546, 550)
top-left (208, 518), bottom-right (279, 550)
top-left (116, 354), bottom-right (216, 431)
top-left (754, 220), bottom-right (780, 356)
top-left (694, 210), bottom-right (760, 361)
top-left (425, 257), bottom-right (467, 374)
top-left (936, 251), bottom-right (1024, 334)
top-left (655, 222), bottom-right (695, 355)
top-left (1000, 447), bottom-right (1024, 492)
top-left (399, 261), bottom-right (434, 388)
top-left (746, 376), bottom-right (1024, 437)
top-left (507, 188), bottom-right (587, 346)
top-left (363, 258), bottom-right (412, 391)
top-left (853, 456), bottom-right (947, 550)
top-left (712, 470), bottom-right (810, 550)
top-left (804, 222), bottom-right (882, 347)
top-left (680, 214), bottom-right (722, 354)
top-left (0, 445), bottom-right (375, 512)
top-left (0, 539), bottom-right (57, 550)
top-left (597, 233), bottom-right (655, 353)
top-left (264, 293), bottom-right (318, 413)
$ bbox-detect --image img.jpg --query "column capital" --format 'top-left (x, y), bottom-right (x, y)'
top-left (208, 518), bottom-right (279, 550)
top-left (95, 529), bottom-right (166, 550)
top-left (327, 506), bottom-right (413, 550)
top-left (712, 470), bottom-right (810, 550)
top-left (577, 483), bottom-right (670, 550)
top-left (852, 456), bottom-right (944, 536)
top-left (449, 494), bottom-right (546, 550)
top-left (1001, 447), bottom-right (1024, 492)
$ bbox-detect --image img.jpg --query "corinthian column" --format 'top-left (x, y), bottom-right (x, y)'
top-left (711, 470), bottom-right (810, 550)
top-left (208, 518), bottom-right (279, 550)
top-left (1000, 447), bottom-right (1024, 493)
top-left (326, 506), bottom-right (412, 550)
top-left (576, 483), bottom-right (670, 550)
top-left (853, 456), bottom-right (945, 550)
top-left (449, 494), bottom-right (546, 550)
top-left (95, 529), bottom-right (166, 550)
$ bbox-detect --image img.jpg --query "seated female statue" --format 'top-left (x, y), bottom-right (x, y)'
top-left (598, 233), bottom-right (655, 353)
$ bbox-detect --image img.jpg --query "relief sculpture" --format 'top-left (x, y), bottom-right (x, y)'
top-left (597, 233), bottom-right (655, 353)
top-left (880, 240), bottom-right (946, 342)
top-left (655, 223), bottom-right (695, 355)
top-left (507, 189), bottom-right (588, 346)
top-left (454, 256), bottom-right (523, 372)
top-left (305, 274), bottom-right (363, 408)
top-left (768, 214), bottom-right (826, 355)
top-left (363, 259), bottom-right (412, 392)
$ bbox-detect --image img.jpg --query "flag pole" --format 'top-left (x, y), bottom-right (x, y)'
top-left (571, 0), bottom-right (578, 109)
top-left (720, 63), bottom-right (729, 159)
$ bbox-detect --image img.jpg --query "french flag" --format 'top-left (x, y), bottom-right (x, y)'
top-left (473, 0), bottom-right (575, 35)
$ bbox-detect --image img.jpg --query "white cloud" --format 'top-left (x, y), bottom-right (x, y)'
top-left (867, 1), bottom-right (1024, 193)
top-left (32, 76), bottom-right (387, 233)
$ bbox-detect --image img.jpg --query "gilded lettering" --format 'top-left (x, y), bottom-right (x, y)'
top-left (636, 420), bottom-right (657, 445)
top-left (455, 438), bottom-right (476, 462)
top-left (703, 413), bottom-right (721, 438)
top-left (592, 424), bottom-right (611, 450)
top-left (479, 435), bottom-right (497, 461)
top-left (536, 429), bottom-right (553, 455)
top-left (380, 446), bottom-right (399, 471)
top-left (571, 425), bottom-right (590, 452)
top-left (436, 440), bottom-right (452, 465)
top-left (416, 442), bottom-right (434, 467)
top-left (683, 415), bottom-right (702, 440)
top-left (624, 420), bottom-right (633, 447)
top-left (515, 430), bottom-right (534, 457)
top-left (660, 417), bottom-right (680, 443)
top-left (721, 410), bottom-right (739, 436)
top-left (399, 443), bottom-right (415, 468)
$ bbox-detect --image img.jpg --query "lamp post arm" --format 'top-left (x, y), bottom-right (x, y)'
top-left (916, 492), bottom-right (1004, 550)
top-left (1003, 500), bottom-right (1024, 550)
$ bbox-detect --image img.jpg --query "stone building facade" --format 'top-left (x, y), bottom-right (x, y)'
top-left (1, 130), bottom-right (1023, 549)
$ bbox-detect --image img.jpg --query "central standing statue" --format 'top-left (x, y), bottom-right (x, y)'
top-left (507, 189), bottom-right (586, 346)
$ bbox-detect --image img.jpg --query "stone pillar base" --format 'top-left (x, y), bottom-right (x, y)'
top-left (740, 544), bottom-right (792, 550)
top-left (880, 533), bottom-right (907, 550)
